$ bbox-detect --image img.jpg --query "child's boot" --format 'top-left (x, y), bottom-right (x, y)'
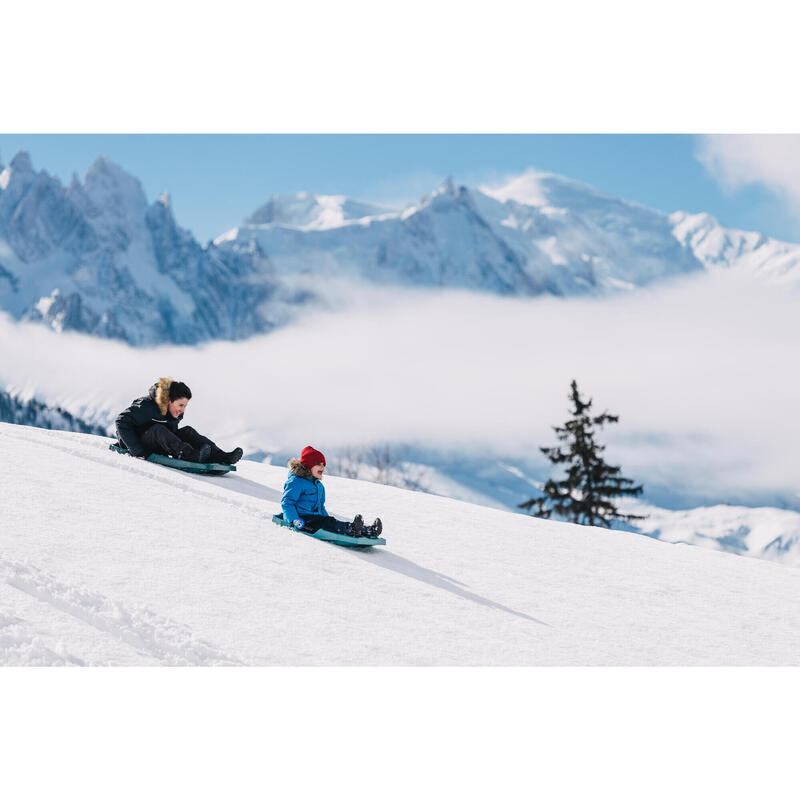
top-left (348, 514), bottom-right (364, 537)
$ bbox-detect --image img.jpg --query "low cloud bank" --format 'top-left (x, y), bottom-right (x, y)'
top-left (2, 272), bottom-right (798, 504)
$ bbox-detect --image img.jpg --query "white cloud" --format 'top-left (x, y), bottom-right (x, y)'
top-left (697, 134), bottom-right (800, 210)
top-left (2, 272), bottom-right (800, 505)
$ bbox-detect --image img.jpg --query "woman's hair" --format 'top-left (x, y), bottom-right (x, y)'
top-left (169, 381), bottom-right (192, 401)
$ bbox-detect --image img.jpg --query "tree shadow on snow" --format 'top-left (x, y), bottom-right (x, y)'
top-left (350, 549), bottom-right (549, 626)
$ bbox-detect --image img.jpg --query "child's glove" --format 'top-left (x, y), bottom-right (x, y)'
top-left (293, 519), bottom-right (305, 530)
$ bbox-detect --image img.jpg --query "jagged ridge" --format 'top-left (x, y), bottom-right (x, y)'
top-left (3, 155), bottom-right (800, 346)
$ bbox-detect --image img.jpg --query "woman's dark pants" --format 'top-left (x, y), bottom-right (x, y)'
top-left (141, 425), bottom-right (224, 462)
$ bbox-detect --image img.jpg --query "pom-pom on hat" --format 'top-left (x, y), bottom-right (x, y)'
top-left (300, 446), bottom-right (326, 468)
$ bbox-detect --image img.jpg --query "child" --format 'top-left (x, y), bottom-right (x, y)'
top-left (115, 377), bottom-right (243, 464)
top-left (281, 446), bottom-right (382, 538)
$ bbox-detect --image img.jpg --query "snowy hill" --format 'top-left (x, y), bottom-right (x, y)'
top-left (1, 423), bottom-right (798, 666)
top-left (5, 152), bottom-right (800, 345)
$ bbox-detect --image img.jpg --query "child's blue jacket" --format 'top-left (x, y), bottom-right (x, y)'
top-left (281, 469), bottom-right (328, 523)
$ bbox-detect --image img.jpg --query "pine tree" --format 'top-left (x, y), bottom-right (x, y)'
top-left (519, 380), bottom-right (646, 527)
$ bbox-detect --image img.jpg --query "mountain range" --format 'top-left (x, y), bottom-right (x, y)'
top-left (3, 151), bottom-right (800, 345)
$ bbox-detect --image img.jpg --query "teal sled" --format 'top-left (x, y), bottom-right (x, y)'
top-left (109, 443), bottom-right (236, 476)
top-left (272, 513), bottom-right (385, 547)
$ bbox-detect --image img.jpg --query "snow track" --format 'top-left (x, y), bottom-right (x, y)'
top-left (0, 557), bottom-right (241, 666)
top-left (0, 606), bottom-right (83, 666)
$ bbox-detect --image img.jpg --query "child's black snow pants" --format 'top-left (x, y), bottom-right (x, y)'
top-left (300, 514), bottom-right (352, 535)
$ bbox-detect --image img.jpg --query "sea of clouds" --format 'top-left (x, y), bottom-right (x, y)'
top-left (2, 270), bottom-right (798, 506)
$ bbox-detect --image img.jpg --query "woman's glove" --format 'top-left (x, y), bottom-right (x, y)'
top-left (293, 519), bottom-right (305, 530)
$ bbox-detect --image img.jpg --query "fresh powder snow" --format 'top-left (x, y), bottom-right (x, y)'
top-left (2, 423), bottom-right (798, 666)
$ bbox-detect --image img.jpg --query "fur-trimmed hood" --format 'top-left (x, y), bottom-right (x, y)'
top-left (288, 458), bottom-right (314, 479)
top-left (115, 378), bottom-right (181, 458)
top-left (148, 377), bottom-right (175, 416)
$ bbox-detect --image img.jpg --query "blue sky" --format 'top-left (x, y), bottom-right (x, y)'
top-left (0, 134), bottom-right (796, 244)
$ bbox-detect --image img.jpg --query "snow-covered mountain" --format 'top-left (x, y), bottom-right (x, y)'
top-left (2, 423), bottom-right (798, 666)
top-left (216, 174), bottom-right (704, 296)
top-left (0, 153), bottom-right (282, 345)
top-left (626, 501), bottom-right (800, 567)
top-left (5, 152), bottom-right (800, 346)
top-left (671, 209), bottom-right (800, 284)
top-left (241, 191), bottom-right (393, 231)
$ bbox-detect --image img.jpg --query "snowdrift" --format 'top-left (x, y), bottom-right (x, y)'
top-left (1, 422), bottom-right (798, 666)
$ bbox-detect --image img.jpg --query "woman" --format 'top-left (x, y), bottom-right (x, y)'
top-left (115, 377), bottom-right (243, 465)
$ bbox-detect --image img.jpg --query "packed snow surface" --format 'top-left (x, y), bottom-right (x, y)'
top-left (1, 423), bottom-right (798, 666)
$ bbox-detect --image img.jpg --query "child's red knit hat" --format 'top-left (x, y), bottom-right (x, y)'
top-left (300, 446), bottom-right (326, 468)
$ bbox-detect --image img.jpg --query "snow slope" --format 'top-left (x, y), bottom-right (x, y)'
top-left (2, 423), bottom-right (798, 666)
